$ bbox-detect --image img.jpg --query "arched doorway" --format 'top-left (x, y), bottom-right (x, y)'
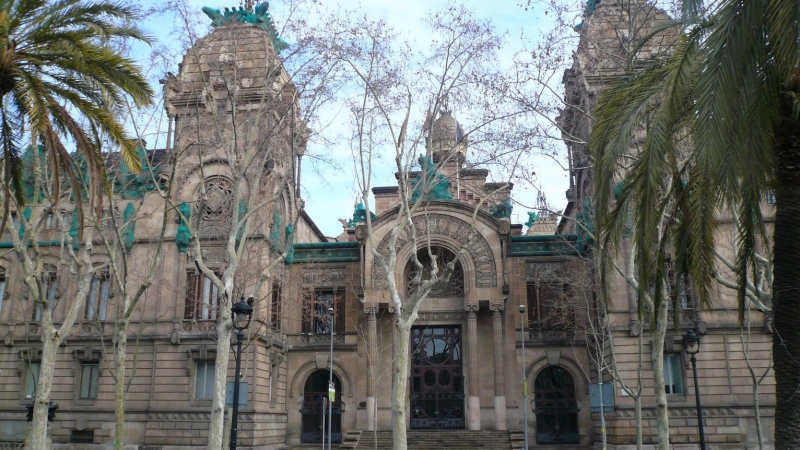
top-left (534, 366), bottom-right (579, 444)
top-left (410, 326), bottom-right (464, 430)
top-left (301, 371), bottom-right (342, 443)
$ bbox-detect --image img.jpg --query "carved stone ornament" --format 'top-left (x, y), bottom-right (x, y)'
top-left (526, 262), bottom-right (565, 281)
top-left (300, 333), bottom-right (345, 345)
top-left (197, 176), bottom-right (235, 236)
top-left (183, 320), bottom-right (218, 333)
top-left (302, 269), bottom-right (345, 286)
top-left (372, 214), bottom-right (497, 290)
top-left (416, 311), bottom-right (466, 322)
top-left (187, 246), bottom-right (229, 265)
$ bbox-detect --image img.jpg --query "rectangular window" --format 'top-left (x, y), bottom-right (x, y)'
top-left (34, 273), bottom-right (58, 321)
top-left (85, 274), bottom-right (110, 321)
top-left (70, 430), bottom-right (94, 444)
top-left (765, 190), bottom-right (776, 204)
top-left (664, 353), bottom-right (684, 394)
top-left (185, 271), bottom-right (221, 320)
top-left (0, 269), bottom-right (6, 316)
top-left (302, 289), bottom-right (344, 333)
top-left (195, 360), bottom-right (215, 400)
top-left (526, 282), bottom-right (573, 330)
top-left (25, 362), bottom-right (40, 399)
top-left (270, 282), bottom-right (282, 331)
top-left (79, 363), bottom-right (100, 399)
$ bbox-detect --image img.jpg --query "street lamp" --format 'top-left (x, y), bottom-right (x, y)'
top-left (683, 328), bottom-right (706, 450)
top-left (519, 304), bottom-right (528, 450)
top-left (327, 306), bottom-right (335, 450)
top-left (230, 296), bottom-right (253, 450)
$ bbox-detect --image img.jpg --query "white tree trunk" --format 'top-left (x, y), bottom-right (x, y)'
top-left (114, 322), bottom-right (128, 449)
top-left (208, 320), bottom-right (233, 449)
top-left (28, 333), bottom-right (58, 450)
top-left (651, 298), bottom-right (669, 450)
top-left (392, 320), bottom-right (411, 450)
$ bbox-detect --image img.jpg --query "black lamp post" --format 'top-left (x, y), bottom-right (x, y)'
top-left (683, 328), bottom-right (706, 450)
top-left (230, 296), bottom-right (253, 450)
top-left (519, 304), bottom-right (528, 450)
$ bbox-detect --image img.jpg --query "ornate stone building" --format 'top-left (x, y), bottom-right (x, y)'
top-left (0, 1), bottom-right (774, 449)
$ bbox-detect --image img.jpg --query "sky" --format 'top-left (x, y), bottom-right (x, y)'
top-left (137, 0), bottom-right (579, 238)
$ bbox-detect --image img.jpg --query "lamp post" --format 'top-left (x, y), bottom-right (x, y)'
top-left (519, 304), bottom-right (528, 450)
top-left (327, 306), bottom-right (335, 450)
top-left (683, 328), bottom-right (706, 450)
top-left (230, 297), bottom-right (253, 450)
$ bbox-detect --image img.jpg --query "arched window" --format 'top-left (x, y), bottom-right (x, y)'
top-left (405, 247), bottom-right (464, 298)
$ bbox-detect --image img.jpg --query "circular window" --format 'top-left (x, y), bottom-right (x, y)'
top-left (200, 176), bottom-right (234, 223)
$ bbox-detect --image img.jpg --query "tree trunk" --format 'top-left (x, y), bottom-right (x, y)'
top-left (29, 332), bottom-right (58, 450)
top-left (772, 85), bottom-right (800, 450)
top-left (651, 298), bottom-right (669, 450)
top-left (392, 320), bottom-right (411, 450)
top-left (753, 382), bottom-right (764, 450)
top-left (209, 321), bottom-right (233, 449)
top-left (114, 321), bottom-right (128, 449)
top-left (635, 396), bottom-right (642, 449)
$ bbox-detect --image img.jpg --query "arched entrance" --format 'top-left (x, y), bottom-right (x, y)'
top-left (301, 371), bottom-right (342, 443)
top-left (410, 326), bottom-right (464, 430)
top-left (534, 366), bottom-right (579, 444)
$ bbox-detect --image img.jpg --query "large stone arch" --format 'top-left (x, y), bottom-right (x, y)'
top-left (527, 353), bottom-right (590, 397)
top-left (289, 358), bottom-right (353, 403)
top-left (371, 213), bottom-right (497, 290)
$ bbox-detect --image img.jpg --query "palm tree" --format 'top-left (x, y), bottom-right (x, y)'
top-left (591, 0), bottom-right (799, 447)
top-left (0, 0), bottom-right (153, 225)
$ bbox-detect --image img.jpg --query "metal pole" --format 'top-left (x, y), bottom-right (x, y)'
top-left (328, 307), bottom-right (334, 450)
top-left (598, 368), bottom-right (606, 450)
top-left (691, 354), bottom-right (707, 450)
top-left (521, 306), bottom-right (528, 450)
top-left (230, 329), bottom-right (244, 450)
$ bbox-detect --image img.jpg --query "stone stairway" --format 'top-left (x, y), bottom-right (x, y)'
top-left (354, 430), bottom-right (513, 449)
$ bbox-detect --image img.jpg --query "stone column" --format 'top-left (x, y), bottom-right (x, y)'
top-left (365, 306), bottom-right (378, 431)
top-left (465, 305), bottom-right (481, 430)
top-left (491, 305), bottom-right (507, 430)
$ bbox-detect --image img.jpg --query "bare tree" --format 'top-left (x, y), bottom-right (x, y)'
top-left (302, 5), bottom-right (549, 448)
top-left (154, 2), bottom-right (348, 444)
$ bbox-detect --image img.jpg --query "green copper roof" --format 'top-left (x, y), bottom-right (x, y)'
top-left (292, 241), bottom-right (360, 263)
top-left (510, 234), bottom-right (585, 257)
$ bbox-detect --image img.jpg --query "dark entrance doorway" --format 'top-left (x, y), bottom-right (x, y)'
top-left (301, 371), bottom-right (342, 443)
top-left (534, 366), bottom-right (579, 444)
top-left (410, 326), bottom-right (464, 430)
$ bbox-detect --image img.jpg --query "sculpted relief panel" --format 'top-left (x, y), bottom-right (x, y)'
top-left (371, 214), bottom-right (497, 290)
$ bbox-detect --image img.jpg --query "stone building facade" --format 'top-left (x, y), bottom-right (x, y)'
top-left (0, 1), bottom-right (774, 449)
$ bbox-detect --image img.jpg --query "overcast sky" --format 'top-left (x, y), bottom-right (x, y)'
top-left (138, 0), bottom-right (578, 238)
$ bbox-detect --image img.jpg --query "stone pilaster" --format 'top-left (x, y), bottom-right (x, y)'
top-left (365, 306), bottom-right (378, 431)
top-left (466, 305), bottom-right (481, 430)
top-left (491, 305), bottom-right (507, 430)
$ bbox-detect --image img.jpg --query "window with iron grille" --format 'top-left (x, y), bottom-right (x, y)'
top-left (70, 430), bottom-right (94, 444)
top-left (405, 247), bottom-right (464, 298)
top-left (185, 270), bottom-right (222, 320)
top-left (271, 282), bottom-right (282, 331)
top-left (527, 282), bottom-right (574, 330)
top-left (302, 289), bottom-right (344, 333)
